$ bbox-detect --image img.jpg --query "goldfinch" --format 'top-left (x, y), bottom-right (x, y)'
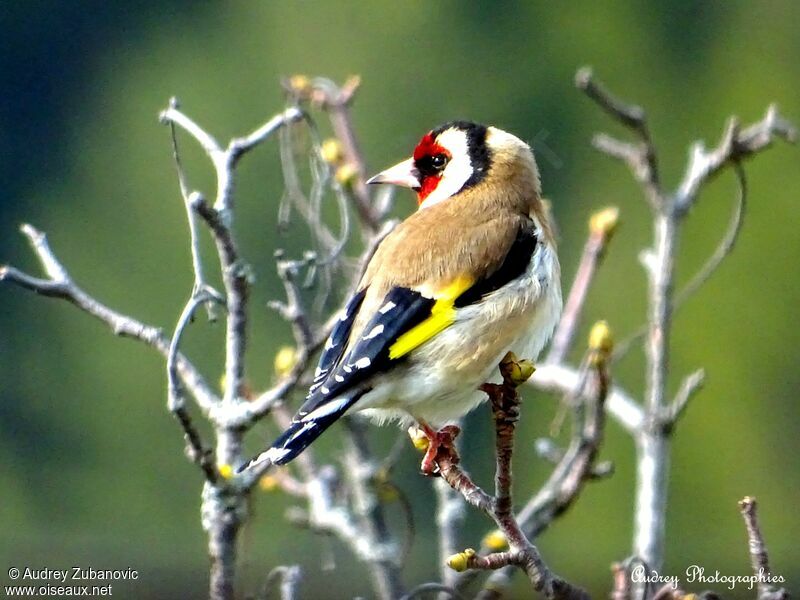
top-left (242, 121), bottom-right (562, 473)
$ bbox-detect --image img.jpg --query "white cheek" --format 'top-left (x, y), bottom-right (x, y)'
top-left (419, 128), bottom-right (473, 210)
top-left (419, 155), bottom-right (473, 209)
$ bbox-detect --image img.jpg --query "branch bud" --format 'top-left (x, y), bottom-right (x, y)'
top-left (407, 426), bottom-right (430, 452)
top-left (287, 74), bottom-right (312, 96)
top-left (482, 529), bottom-right (508, 551)
top-left (377, 482), bottom-right (400, 503)
top-left (320, 138), bottom-right (344, 165)
top-left (589, 206), bottom-right (620, 240)
top-left (335, 162), bottom-right (358, 186)
top-left (446, 548), bottom-right (476, 572)
top-left (259, 474), bottom-right (279, 492)
top-left (499, 351), bottom-right (535, 386)
top-left (274, 346), bottom-right (299, 378)
top-left (588, 320), bottom-right (614, 366)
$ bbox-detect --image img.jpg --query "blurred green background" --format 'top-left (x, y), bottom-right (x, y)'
top-left (1, 2), bottom-right (798, 598)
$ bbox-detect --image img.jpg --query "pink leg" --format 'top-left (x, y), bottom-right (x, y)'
top-left (417, 422), bottom-right (461, 477)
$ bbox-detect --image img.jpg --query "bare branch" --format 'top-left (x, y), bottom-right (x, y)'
top-left (192, 190), bottom-right (249, 405)
top-left (578, 67), bottom-right (795, 577)
top-left (665, 368), bottom-right (705, 428)
top-left (738, 497), bottom-right (789, 600)
top-left (284, 75), bottom-right (380, 232)
top-left (341, 419), bottom-right (406, 600)
top-left (168, 291), bottom-right (224, 482)
top-left (229, 106), bottom-right (304, 163)
top-left (548, 206), bottom-right (619, 363)
top-left (531, 363), bottom-right (643, 434)
top-left (435, 478), bottom-right (467, 588)
top-left (259, 565), bottom-right (302, 600)
top-left (466, 330), bottom-right (612, 596)
top-left (434, 354), bottom-right (589, 600)
top-left (519, 357), bottom-right (609, 538)
top-left (575, 67), bottom-right (650, 135)
top-left (613, 161), bottom-right (747, 363)
top-left (576, 66), bottom-right (661, 206)
top-left (165, 108), bottom-right (224, 319)
top-left (676, 106), bottom-right (797, 212)
top-left (0, 224), bottom-right (220, 413)
top-left (160, 103), bottom-right (222, 155)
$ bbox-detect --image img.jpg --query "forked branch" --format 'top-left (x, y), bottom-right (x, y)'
top-left (432, 353), bottom-right (591, 600)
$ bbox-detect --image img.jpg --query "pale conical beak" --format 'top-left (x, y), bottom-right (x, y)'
top-left (366, 158), bottom-right (420, 189)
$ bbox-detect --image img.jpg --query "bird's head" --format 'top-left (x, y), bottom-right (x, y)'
top-left (367, 121), bottom-right (541, 210)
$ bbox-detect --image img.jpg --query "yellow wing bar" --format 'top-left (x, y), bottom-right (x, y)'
top-left (388, 276), bottom-right (474, 360)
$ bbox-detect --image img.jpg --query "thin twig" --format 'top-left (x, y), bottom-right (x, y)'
top-left (0, 225), bottom-right (220, 413)
top-left (530, 363), bottom-right (643, 434)
top-left (166, 103), bottom-right (225, 319)
top-left (466, 343), bottom-right (611, 596)
top-left (243, 220), bottom-right (395, 426)
top-left (665, 369), bottom-right (705, 428)
top-left (435, 477), bottom-right (466, 588)
top-left (576, 66), bottom-right (661, 207)
top-left (548, 206), bottom-right (619, 363)
top-left (259, 565), bottom-right (302, 600)
top-left (738, 497), bottom-right (789, 600)
top-left (676, 161), bottom-right (747, 305)
top-left (167, 290), bottom-right (224, 482)
top-left (577, 67), bottom-right (796, 577)
top-left (435, 355), bottom-right (589, 600)
top-left (341, 418), bottom-right (406, 600)
top-left (675, 107), bottom-right (796, 213)
top-left (284, 75), bottom-right (380, 232)
top-left (613, 156), bottom-right (748, 363)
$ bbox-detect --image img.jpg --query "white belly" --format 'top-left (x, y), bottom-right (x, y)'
top-left (358, 243), bottom-right (562, 427)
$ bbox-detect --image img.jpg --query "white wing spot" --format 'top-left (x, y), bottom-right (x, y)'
top-left (354, 357), bottom-right (371, 369)
top-left (301, 397), bottom-right (351, 422)
top-left (250, 446), bottom-right (291, 467)
top-left (363, 324), bottom-right (385, 340)
top-left (321, 386), bottom-right (330, 395)
top-left (339, 310), bottom-right (349, 322)
top-left (343, 365), bottom-right (353, 373)
top-left (288, 421), bottom-right (318, 443)
top-left (379, 301), bottom-right (396, 314)
top-left (324, 338), bottom-right (336, 350)
top-left (335, 374), bottom-right (345, 382)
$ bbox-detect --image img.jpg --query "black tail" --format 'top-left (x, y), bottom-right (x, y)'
top-left (238, 388), bottom-right (368, 472)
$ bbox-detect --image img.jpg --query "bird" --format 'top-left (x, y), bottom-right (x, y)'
top-left (240, 120), bottom-right (562, 475)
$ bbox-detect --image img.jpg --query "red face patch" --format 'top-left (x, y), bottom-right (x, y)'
top-left (412, 133), bottom-right (451, 204)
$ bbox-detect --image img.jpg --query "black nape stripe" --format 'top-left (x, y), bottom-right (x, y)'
top-left (455, 226), bottom-right (538, 308)
top-left (431, 120), bottom-right (491, 191)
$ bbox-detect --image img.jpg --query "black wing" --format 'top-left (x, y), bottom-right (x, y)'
top-left (307, 288), bottom-right (367, 394)
top-left (455, 225), bottom-right (537, 307)
top-left (300, 286), bottom-right (434, 414)
top-left (239, 286), bottom-right (435, 469)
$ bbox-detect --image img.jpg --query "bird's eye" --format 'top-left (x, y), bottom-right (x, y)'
top-left (430, 154), bottom-right (448, 170)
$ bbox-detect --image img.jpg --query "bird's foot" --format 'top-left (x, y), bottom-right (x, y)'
top-left (409, 423), bottom-right (461, 477)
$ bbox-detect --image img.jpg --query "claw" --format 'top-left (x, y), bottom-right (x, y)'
top-left (413, 423), bottom-right (461, 477)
